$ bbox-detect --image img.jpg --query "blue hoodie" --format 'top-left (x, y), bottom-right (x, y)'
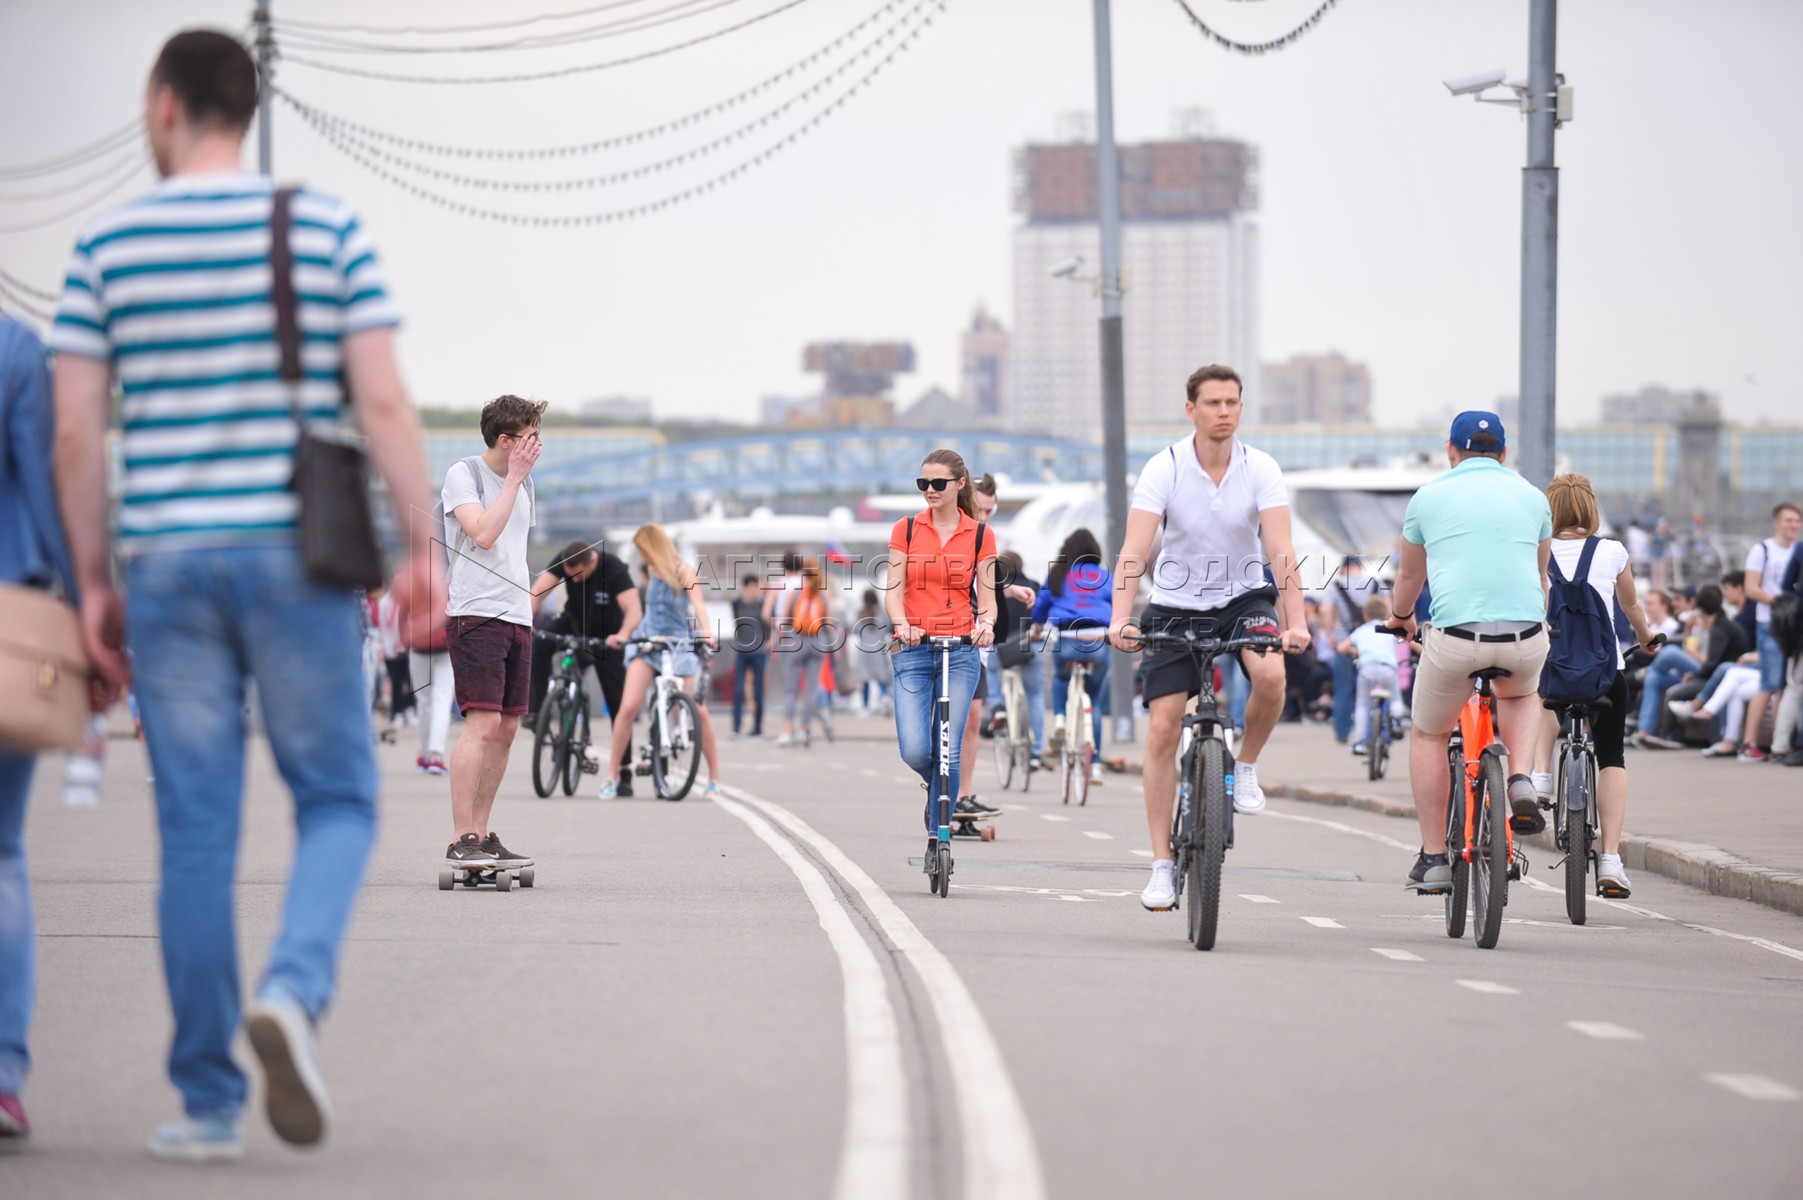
top-left (1031, 562), bottom-right (1112, 628)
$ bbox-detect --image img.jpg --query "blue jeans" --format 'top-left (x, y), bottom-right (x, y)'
top-left (1756, 621), bottom-right (1784, 691)
top-left (1697, 660), bottom-right (1734, 705)
top-left (1639, 644), bottom-right (1700, 733)
top-left (892, 644), bottom-right (980, 830)
top-left (1019, 646), bottom-right (1047, 755)
top-left (126, 546), bottom-right (378, 1119)
top-left (1331, 651), bottom-right (1357, 741)
top-left (1051, 637), bottom-right (1109, 752)
top-left (731, 651), bottom-right (767, 735)
top-left (0, 750), bottom-right (35, 1097)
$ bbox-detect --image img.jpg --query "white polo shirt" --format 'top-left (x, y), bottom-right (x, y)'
top-left (1131, 436), bottom-right (1288, 613)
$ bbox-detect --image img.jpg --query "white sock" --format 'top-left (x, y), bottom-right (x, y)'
top-left (1598, 852), bottom-right (1623, 867)
top-left (1152, 858), bottom-right (1175, 872)
top-left (1237, 761), bottom-right (1258, 781)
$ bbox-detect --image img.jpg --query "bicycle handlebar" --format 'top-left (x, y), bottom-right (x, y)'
top-left (890, 634), bottom-right (975, 649)
top-left (533, 631), bottom-right (609, 648)
top-left (1139, 630), bottom-right (1284, 656)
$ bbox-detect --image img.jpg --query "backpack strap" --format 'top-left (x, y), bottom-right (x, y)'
top-left (1574, 535), bottom-right (1601, 581)
top-left (905, 516), bottom-right (914, 548)
top-left (1546, 551), bottom-right (1570, 586)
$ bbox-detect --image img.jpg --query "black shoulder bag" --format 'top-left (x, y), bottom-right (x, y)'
top-left (273, 188), bottom-right (385, 591)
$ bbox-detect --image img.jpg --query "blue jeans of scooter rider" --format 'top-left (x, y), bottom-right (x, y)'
top-left (892, 643), bottom-right (980, 831)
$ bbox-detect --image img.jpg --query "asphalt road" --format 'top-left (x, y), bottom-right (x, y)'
top-left (12, 716), bottom-right (1803, 1199)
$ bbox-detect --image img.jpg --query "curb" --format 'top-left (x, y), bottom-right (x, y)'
top-left (1110, 757), bottom-right (1803, 920)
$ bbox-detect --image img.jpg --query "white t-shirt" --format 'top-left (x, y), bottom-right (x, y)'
top-left (1744, 537), bottom-right (1797, 624)
top-left (1347, 620), bottom-right (1400, 678)
top-left (1550, 535), bottom-right (1630, 669)
top-left (1131, 436), bottom-right (1289, 613)
top-left (443, 457), bottom-right (536, 626)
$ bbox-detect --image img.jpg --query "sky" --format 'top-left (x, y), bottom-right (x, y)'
top-left (2, 0), bottom-right (1800, 428)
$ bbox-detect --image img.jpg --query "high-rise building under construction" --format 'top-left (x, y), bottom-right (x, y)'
top-left (1007, 136), bottom-right (1259, 439)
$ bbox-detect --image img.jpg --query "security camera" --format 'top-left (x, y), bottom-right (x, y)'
top-left (1443, 69), bottom-right (1507, 96)
top-left (1049, 255), bottom-right (1085, 279)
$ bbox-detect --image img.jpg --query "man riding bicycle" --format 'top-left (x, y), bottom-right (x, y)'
top-left (1386, 412), bottom-right (1553, 891)
top-left (1109, 365), bottom-right (1309, 913)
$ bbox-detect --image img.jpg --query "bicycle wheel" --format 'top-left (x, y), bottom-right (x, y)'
top-left (652, 692), bottom-right (703, 801)
top-left (993, 727), bottom-right (1015, 790)
top-left (560, 704), bottom-right (589, 797)
top-left (1473, 747), bottom-right (1510, 949)
top-left (531, 693), bottom-right (566, 798)
top-left (1188, 738), bottom-right (1230, 951)
top-left (1367, 711), bottom-right (1385, 781)
top-left (1059, 716), bottom-right (1076, 805)
top-left (1073, 714), bottom-right (1093, 807)
top-left (1561, 746), bottom-right (1588, 925)
top-left (1444, 756), bottom-right (1469, 940)
top-left (1016, 741), bottom-right (1033, 793)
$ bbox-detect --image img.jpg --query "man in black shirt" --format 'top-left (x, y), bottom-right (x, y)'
top-left (530, 540), bottom-right (642, 793)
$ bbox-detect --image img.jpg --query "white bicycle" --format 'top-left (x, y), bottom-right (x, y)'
top-left (626, 636), bottom-right (705, 801)
top-left (991, 652), bottom-right (1036, 792)
top-left (1046, 626), bottom-right (1108, 806)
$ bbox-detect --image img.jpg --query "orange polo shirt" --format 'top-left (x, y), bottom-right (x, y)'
top-left (889, 510), bottom-right (996, 636)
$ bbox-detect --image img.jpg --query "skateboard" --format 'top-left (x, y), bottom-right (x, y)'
top-left (438, 864), bottom-right (536, 891)
top-left (951, 813), bottom-right (998, 841)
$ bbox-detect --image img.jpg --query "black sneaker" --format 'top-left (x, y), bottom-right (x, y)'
top-left (955, 796), bottom-right (1001, 819)
top-left (445, 833), bottom-right (497, 867)
top-left (1406, 850), bottom-right (1451, 891)
top-left (617, 773), bottom-right (634, 798)
top-left (479, 832), bottom-right (534, 869)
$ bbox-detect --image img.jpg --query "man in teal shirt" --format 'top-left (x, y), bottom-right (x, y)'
top-left (1388, 412), bottom-right (1552, 890)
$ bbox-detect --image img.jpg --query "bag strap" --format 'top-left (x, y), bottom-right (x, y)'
top-left (1574, 535), bottom-right (1601, 580)
top-left (905, 516), bottom-right (914, 548)
top-left (1547, 550), bottom-right (1570, 586)
top-left (270, 187), bottom-right (305, 428)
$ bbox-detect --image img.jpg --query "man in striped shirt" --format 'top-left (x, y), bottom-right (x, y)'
top-left (51, 29), bottom-right (438, 1163)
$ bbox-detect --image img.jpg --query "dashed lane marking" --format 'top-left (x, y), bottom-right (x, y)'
top-left (1130, 850), bottom-right (1153, 858)
top-left (1041, 814), bottom-right (1071, 823)
top-left (1239, 894), bottom-right (1280, 904)
top-left (1566, 1021), bottom-right (1645, 1041)
top-left (1301, 917), bottom-right (1344, 929)
top-left (1263, 809), bottom-right (1416, 852)
top-left (1456, 980), bottom-right (1520, 995)
top-left (1705, 1074), bottom-right (1802, 1102)
top-left (1082, 831), bottom-right (1114, 840)
top-left (1004, 804), bottom-right (1029, 812)
top-left (1371, 948), bottom-right (1424, 962)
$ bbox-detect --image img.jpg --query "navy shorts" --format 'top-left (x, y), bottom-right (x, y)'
top-left (447, 614), bottom-right (533, 716)
top-left (1139, 592), bottom-right (1280, 704)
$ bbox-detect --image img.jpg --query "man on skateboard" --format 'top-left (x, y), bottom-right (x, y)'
top-left (442, 396), bottom-right (544, 876)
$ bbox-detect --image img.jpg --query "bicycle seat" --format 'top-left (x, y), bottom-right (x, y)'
top-left (1469, 668), bottom-right (1513, 681)
top-left (1545, 696), bottom-right (1611, 713)
top-left (1369, 688), bottom-right (1391, 700)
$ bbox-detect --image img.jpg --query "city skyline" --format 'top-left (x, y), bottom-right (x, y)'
top-left (2, 0), bottom-right (1799, 428)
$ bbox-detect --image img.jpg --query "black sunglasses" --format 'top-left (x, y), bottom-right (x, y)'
top-left (916, 477), bottom-right (954, 493)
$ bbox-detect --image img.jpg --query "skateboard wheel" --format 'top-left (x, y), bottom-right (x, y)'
top-left (495, 870), bottom-right (513, 892)
top-left (438, 869), bottom-right (454, 891)
top-left (980, 826), bottom-right (996, 842)
top-left (520, 868), bottom-right (535, 888)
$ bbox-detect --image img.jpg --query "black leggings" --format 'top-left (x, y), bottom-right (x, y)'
top-left (1590, 670), bottom-right (1629, 770)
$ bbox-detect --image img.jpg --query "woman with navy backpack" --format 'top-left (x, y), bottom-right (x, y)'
top-left (1532, 473), bottom-right (1662, 897)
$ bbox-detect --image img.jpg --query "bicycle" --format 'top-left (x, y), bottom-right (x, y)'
top-left (911, 634), bottom-right (974, 899)
top-left (991, 651), bottom-right (1035, 793)
top-left (1141, 626), bottom-right (1282, 951)
top-left (1048, 625), bottom-right (1107, 807)
top-left (1439, 667), bottom-right (1521, 949)
top-left (1546, 696), bottom-right (1606, 925)
top-left (626, 635), bottom-right (706, 802)
top-left (1366, 685), bottom-right (1399, 782)
top-left (532, 631), bottom-right (607, 798)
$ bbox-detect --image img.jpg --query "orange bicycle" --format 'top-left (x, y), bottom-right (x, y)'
top-left (1442, 668), bottom-right (1519, 948)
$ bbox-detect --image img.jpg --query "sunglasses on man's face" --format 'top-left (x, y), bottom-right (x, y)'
top-left (916, 477), bottom-right (955, 493)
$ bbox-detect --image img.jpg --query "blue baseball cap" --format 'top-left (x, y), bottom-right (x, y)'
top-left (1449, 410), bottom-right (1506, 450)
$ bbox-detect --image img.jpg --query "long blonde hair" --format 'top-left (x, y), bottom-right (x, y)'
top-left (1546, 473), bottom-right (1600, 536)
top-left (633, 524), bottom-right (684, 589)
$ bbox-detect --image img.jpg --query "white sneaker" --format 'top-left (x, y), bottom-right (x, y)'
top-left (244, 989), bottom-right (332, 1146)
top-left (772, 733), bottom-right (793, 748)
top-left (1140, 860), bottom-right (1177, 911)
top-left (1232, 763), bottom-right (1266, 815)
top-left (1596, 853), bottom-right (1632, 898)
top-left (147, 1114), bottom-right (245, 1163)
top-left (1531, 771), bottom-right (1555, 802)
top-left (1089, 762), bottom-right (1104, 784)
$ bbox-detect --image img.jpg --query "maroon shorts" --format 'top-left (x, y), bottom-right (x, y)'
top-left (446, 615), bottom-right (533, 716)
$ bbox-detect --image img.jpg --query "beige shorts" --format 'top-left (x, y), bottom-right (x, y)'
top-left (1410, 625), bottom-right (1549, 736)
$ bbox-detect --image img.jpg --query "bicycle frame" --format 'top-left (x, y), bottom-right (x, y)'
top-left (1448, 684), bottom-right (1514, 869)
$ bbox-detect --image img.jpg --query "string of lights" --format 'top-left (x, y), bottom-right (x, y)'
top-left (0, 267), bottom-right (61, 304)
top-left (295, 2), bottom-right (941, 226)
top-left (1168, 0), bottom-right (1340, 55)
top-left (280, 0), bottom-right (821, 85)
top-left (0, 155), bottom-right (152, 235)
top-left (0, 117), bottom-right (141, 182)
top-left (269, 0), bottom-right (906, 160)
top-left (274, 0), bottom-right (673, 38)
top-left (271, 0), bottom-right (751, 56)
top-left (279, 0), bottom-right (932, 192)
top-left (0, 153), bottom-right (152, 203)
top-left (0, 277), bottom-right (56, 325)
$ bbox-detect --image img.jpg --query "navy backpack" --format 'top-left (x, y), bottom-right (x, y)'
top-left (1542, 537), bottom-right (1616, 705)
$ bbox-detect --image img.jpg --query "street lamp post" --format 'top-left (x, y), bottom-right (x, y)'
top-left (1091, 0), bottom-right (1136, 745)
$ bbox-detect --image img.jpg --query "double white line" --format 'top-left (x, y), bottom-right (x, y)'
top-left (714, 785), bottom-right (1047, 1200)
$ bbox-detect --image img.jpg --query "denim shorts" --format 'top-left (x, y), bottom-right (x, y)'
top-left (1756, 622), bottom-right (1785, 692)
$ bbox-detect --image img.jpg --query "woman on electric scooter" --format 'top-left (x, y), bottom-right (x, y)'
top-left (885, 449), bottom-right (998, 828)
top-left (600, 524), bottom-right (722, 798)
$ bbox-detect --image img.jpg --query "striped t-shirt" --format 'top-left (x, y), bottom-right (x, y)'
top-left (51, 172), bottom-right (399, 555)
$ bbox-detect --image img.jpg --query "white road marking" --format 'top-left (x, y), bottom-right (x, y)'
top-left (860, 769), bottom-right (880, 778)
top-left (1456, 980), bottom-right (1520, 995)
top-left (953, 884), bottom-right (1136, 900)
top-left (1705, 1073), bottom-right (1802, 1102)
top-left (1058, 894), bottom-right (1099, 903)
top-left (1130, 849), bottom-right (1154, 858)
top-left (1040, 814), bottom-right (1071, 823)
top-left (1301, 917), bottom-right (1344, 929)
top-left (720, 786), bottom-right (1047, 1200)
top-left (711, 794), bottom-right (908, 1200)
top-left (1239, 894), bottom-right (1280, 904)
top-left (1263, 809), bottom-right (1417, 852)
top-left (1082, 830), bottom-right (1114, 840)
top-left (1566, 1021), bottom-right (1645, 1041)
top-left (1004, 804), bottom-right (1030, 812)
top-left (1371, 948), bottom-right (1424, 962)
